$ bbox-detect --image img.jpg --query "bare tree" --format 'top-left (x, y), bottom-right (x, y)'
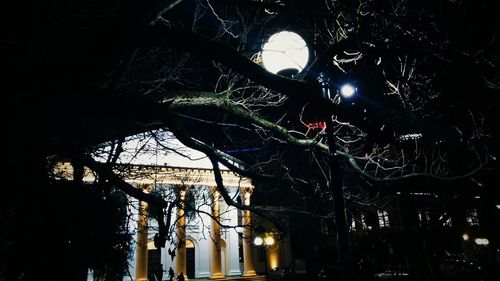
top-left (4, 0), bottom-right (499, 279)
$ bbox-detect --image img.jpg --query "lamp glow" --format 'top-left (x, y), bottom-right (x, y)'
top-left (474, 238), bottom-right (489, 246)
top-left (261, 31), bottom-right (309, 75)
top-left (264, 236), bottom-right (275, 246)
top-left (253, 236), bottom-right (263, 246)
top-left (340, 84), bottom-right (356, 98)
top-left (462, 233), bottom-right (469, 241)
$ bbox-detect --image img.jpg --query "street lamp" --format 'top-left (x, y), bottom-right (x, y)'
top-left (261, 31), bottom-right (309, 76)
top-left (462, 233), bottom-right (470, 241)
top-left (325, 118), bottom-right (352, 281)
top-left (254, 236), bottom-right (264, 246)
top-left (316, 72), bottom-right (356, 281)
top-left (253, 231), bottom-right (276, 280)
top-left (264, 235), bottom-right (275, 247)
top-left (339, 83), bottom-right (357, 98)
top-left (260, 31), bottom-right (353, 281)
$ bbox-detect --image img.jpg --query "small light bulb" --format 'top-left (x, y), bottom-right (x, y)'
top-left (340, 84), bottom-right (356, 98)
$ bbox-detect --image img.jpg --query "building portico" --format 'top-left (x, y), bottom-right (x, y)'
top-left (121, 165), bottom-right (262, 281)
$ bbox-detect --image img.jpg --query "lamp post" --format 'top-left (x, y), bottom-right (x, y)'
top-left (253, 232), bottom-right (276, 281)
top-left (261, 31), bottom-right (353, 281)
top-left (325, 117), bottom-right (352, 281)
top-left (317, 77), bottom-right (354, 281)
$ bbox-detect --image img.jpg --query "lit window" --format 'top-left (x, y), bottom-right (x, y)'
top-left (377, 210), bottom-right (390, 228)
top-left (439, 213), bottom-right (452, 226)
top-left (360, 214), bottom-right (368, 229)
top-left (418, 210), bottom-right (430, 226)
top-left (466, 209), bottom-right (479, 226)
top-left (350, 215), bottom-right (367, 231)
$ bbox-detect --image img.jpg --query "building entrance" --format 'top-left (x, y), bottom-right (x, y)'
top-left (148, 249), bottom-right (162, 281)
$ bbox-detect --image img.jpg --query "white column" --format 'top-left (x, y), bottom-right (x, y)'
top-left (163, 196), bottom-right (177, 281)
top-left (124, 198), bottom-right (139, 281)
top-left (135, 199), bottom-right (149, 281)
top-left (209, 189), bottom-right (224, 279)
top-left (135, 184), bottom-right (152, 281)
top-left (175, 188), bottom-right (188, 280)
top-left (241, 187), bottom-right (256, 276)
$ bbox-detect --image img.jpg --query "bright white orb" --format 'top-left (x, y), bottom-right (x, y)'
top-left (340, 84), bottom-right (356, 98)
top-left (253, 236), bottom-right (263, 246)
top-left (261, 31), bottom-right (309, 75)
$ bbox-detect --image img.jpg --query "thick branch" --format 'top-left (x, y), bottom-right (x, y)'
top-left (209, 156), bottom-right (282, 231)
top-left (76, 153), bottom-right (174, 243)
top-left (166, 93), bottom-right (487, 187)
top-left (336, 151), bottom-right (487, 186)
top-left (164, 108), bottom-right (276, 179)
top-left (164, 91), bottom-right (329, 151)
top-left (134, 25), bottom-right (325, 104)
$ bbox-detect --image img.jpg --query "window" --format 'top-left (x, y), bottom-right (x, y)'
top-left (377, 210), bottom-right (390, 228)
top-left (350, 219), bottom-right (356, 231)
top-left (418, 210), bottom-right (431, 226)
top-left (351, 214), bottom-right (367, 231)
top-left (360, 214), bottom-right (370, 230)
top-left (439, 212), bottom-right (453, 227)
top-left (466, 209), bottom-right (479, 226)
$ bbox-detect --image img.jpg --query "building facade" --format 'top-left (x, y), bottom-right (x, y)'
top-left (55, 160), bottom-right (284, 281)
top-left (125, 167), bottom-right (252, 280)
top-left (91, 165), bottom-right (274, 281)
